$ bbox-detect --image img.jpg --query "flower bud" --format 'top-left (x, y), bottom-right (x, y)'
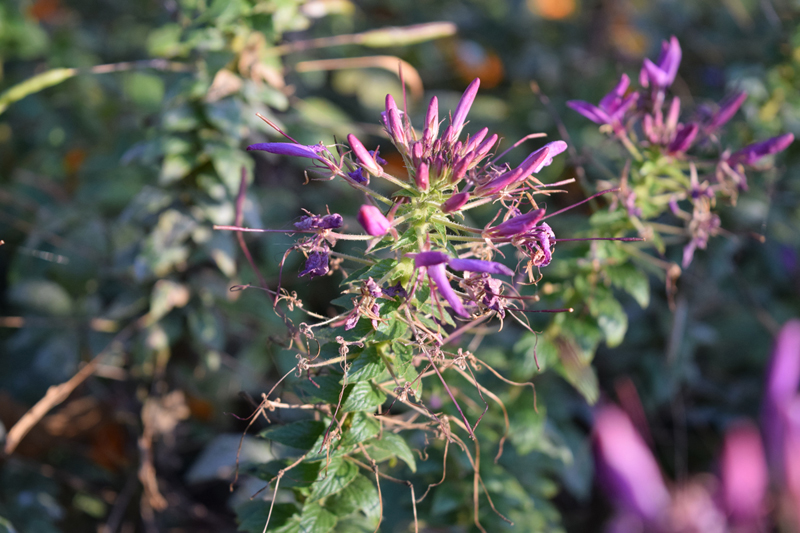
top-left (425, 96), bottom-right (439, 140)
top-left (441, 192), bottom-right (469, 213)
top-left (452, 153), bottom-right (474, 183)
top-left (347, 134), bottom-right (383, 176)
top-left (385, 94), bottom-right (407, 148)
top-left (357, 205), bottom-right (391, 236)
top-left (415, 162), bottom-right (429, 191)
top-left (448, 78), bottom-right (480, 144)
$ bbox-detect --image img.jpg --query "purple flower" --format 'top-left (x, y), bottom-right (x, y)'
top-left (667, 123), bottom-right (699, 154)
top-left (720, 422), bottom-right (767, 525)
top-left (449, 258), bottom-right (513, 276)
top-left (348, 134), bottom-right (384, 176)
top-left (761, 319), bottom-right (800, 476)
top-left (478, 141), bottom-right (568, 195)
top-left (593, 405), bottom-right (670, 523)
top-left (413, 251), bottom-right (451, 268)
top-left (357, 205), bottom-right (391, 236)
top-left (383, 282), bottom-right (407, 299)
top-left (446, 78), bottom-right (480, 144)
top-left (706, 91), bottom-right (747, 133)
top-left (567, 75), bottom-right (638, 133)
top-left (441, 192), bottom-right (470, 213)
top-left (299, 249), bottom-right (330, 278)
top-left (412, 251), bottom-right (514, 318)
top-left (427, 262), bottom-right (468, 317)
top-left (483, 208), bottom-right (546, 238)
top-left (517, 222), bottom-right (556, 267)
top-left (247, 142), bottom-right (330, 164)
top-left (294, 213), bottom-right (343, 231)
top-left (640, 36), bottom-right (681, 89)
top-left (730, 133), bottom-right (794, 166)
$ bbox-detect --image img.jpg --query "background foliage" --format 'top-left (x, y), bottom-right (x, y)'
top-left (0, 0), bottom-right (798, 531)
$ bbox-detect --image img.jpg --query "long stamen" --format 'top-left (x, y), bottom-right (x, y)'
top-left (541, 188), bottom-right (619, 220)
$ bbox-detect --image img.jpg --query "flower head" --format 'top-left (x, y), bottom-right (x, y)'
top-left (640, 36), bottom-right (682, 90)
top-left (567, 75), bottom-right (638, 134)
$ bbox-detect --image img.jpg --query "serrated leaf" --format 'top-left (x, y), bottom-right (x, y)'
top-left (390, 341), bottom-right (415, 373)
top-left (341, 381), bottom-right (386, 413)
top-left (339, 412), bottom-right (380, 448)
top-left (325, 475), bottom-right (380, 520)
top-left (347, 345), bottom-right (386, 382)
top-left (298, 503), bottom-right (337, 533)
top-left (261, 420), bottom-right (326, 450)
top-left (308, 459), bottom-right (358, 502)
top-left (365, 432), bottom-right (416, 472)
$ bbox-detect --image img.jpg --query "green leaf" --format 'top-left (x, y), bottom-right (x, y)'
top-left (339, 412), bottom-right (380, 448)
top-left (308, 459), bottom-right (358, 502)
top-left (365, 432), bottom-right (416, 472)
top-left (236, 501), bottom-right (298, 533)
top-left (341, 381), bottom-right (387, 413)
top-left (298, 503), bottom-right (337, 533)
top-left (607, 264), bottom-right (650, 308)
top-left (347, 345), bottom-right (386, 382)
top-left (261, 420), bottom-right (326, 450)
top-left (249, 460), bottom-right (321, 488)
top-left (588, 291), bottom-right (628, 347)
top-left (390, 341), bottom-right (415, 373)
top-left (301, 374), bottom-right (347, 405)
top-left (325, 475), bottom-right (380, 520)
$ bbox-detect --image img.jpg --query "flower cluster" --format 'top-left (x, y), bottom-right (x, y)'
top-left (246, 78), bottom-right (579, 319)
top-left (568, 36), bottom-right (794, 267)
top-left (593, 319), bottom-right (800, 531)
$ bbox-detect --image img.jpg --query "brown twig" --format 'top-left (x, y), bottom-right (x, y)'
top-left (4, 318), bottom-right (142, 455)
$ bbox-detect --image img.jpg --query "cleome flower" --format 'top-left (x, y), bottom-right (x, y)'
top-left (567, 34), bottom-right (793, 268)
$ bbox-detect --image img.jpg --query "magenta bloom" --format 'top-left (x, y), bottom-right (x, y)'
top-left (357, 205), bottom-right (391, 236)
top-left (762, 319), bottom-right (800, 475)
top-left (640, 36), bottom-right (682, 89)
top-left (412, 251), bottom-right (513, 317)
top-left (567, 74), bottom-right (637, 133)
top-left (720, 422), bottom-right (767, 525)
top-left (483, 208), bottom-right (546, 238)
top-left (593, 405), bottom-right (670, 523)
top-left (478, 141), bottom-right (567, 195)
top-left (730, 133), bottom-right (794, 166)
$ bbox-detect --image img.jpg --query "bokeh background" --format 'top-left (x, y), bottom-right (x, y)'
top-left (1, 0), bottom-right (799, 531)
